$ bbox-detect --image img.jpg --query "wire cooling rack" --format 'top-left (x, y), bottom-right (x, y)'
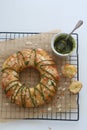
top-left (0, 32), bottom-right (79, 121)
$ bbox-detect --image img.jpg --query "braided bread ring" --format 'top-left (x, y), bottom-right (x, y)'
top-left (1, 49), bottom-right (59, 107)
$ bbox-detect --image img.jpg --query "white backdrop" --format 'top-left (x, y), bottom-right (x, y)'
top-left (0, 0), bottom-right (87, 130)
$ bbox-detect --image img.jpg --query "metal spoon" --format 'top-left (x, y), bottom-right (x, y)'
top-left (65, 20), bottom-right (83, 40)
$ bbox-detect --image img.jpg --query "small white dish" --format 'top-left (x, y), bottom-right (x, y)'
top-left (51, 33), bottom-right (76, 57)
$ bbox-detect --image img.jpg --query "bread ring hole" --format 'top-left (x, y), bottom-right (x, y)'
top-left (19, 67), bottom-right (41, 88)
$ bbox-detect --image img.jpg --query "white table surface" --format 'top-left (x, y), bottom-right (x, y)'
top-left (0, 0), bottom-right (87, 130)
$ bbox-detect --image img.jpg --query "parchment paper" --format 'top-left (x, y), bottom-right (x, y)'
top-left (0, 30), bottom-right (78, 121)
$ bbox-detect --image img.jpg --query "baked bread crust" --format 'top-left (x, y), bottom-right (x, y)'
top-left (1, 49), bottom-right (59, 107)
top-left (69, 81), bottom-right (82, 94)
top-left (61, 64), bottom-right (77, 78)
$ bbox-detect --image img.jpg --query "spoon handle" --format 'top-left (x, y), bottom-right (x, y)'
top-left (70, 20), bottom-right (83, 34)
top-left (66, 20), bottom-right (83, 40)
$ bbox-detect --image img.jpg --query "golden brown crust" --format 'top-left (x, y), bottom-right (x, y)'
top-left (61, 64), bottom-right (77, 78)
top-left (1, 48), bottom-right (59, 107)
top-left (68, 81), bottom-right (82, 94)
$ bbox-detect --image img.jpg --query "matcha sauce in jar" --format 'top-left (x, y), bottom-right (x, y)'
top-left (54, 34), bottom-right (75, 54)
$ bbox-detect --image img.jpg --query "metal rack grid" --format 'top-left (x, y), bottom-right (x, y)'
top-left (0, 32), bottom-right (79, 121)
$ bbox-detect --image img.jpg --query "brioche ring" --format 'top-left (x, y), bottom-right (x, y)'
top-left (1, 49), bottom-right (59, 107)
